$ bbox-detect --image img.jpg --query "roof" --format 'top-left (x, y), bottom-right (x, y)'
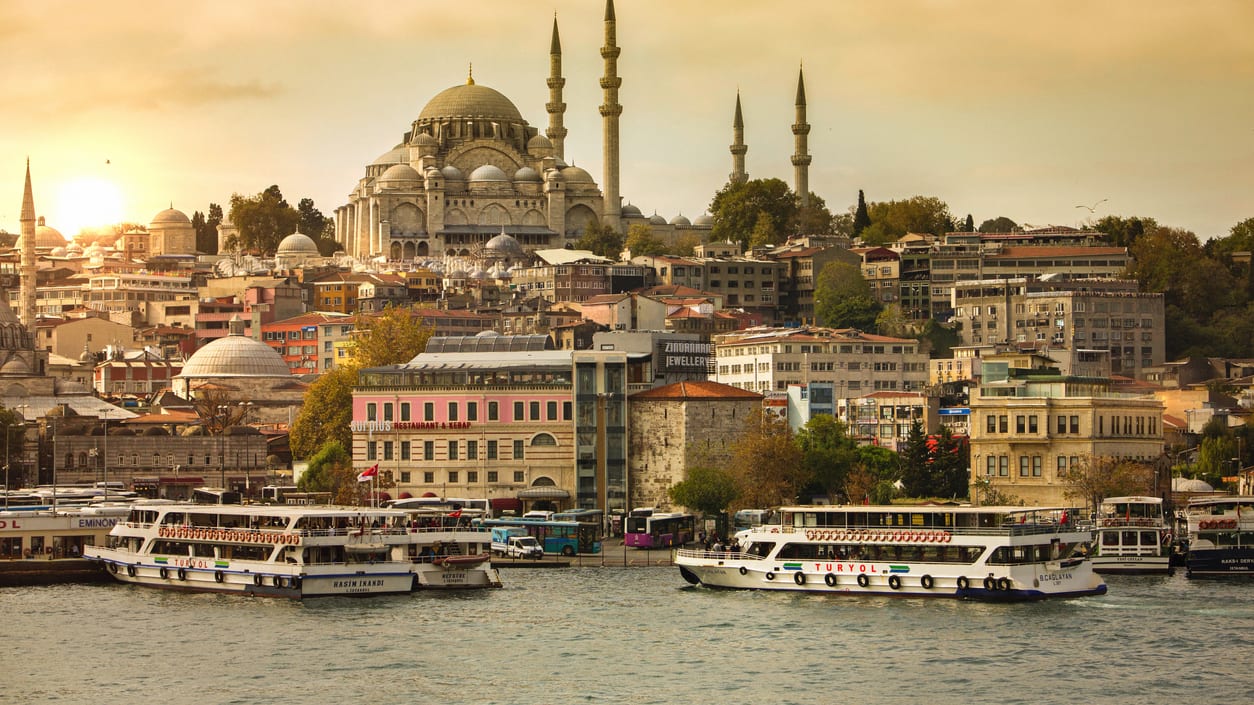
top-left (631, 380), bottom-right (762, 401)
top-left (178, 332), bottom-right (292, 379)
top-left (532, 249), bottom-right (611, 266)
top-left (986, 246), bottom-right (1127, 258)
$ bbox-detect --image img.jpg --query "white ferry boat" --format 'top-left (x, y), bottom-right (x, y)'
top-left (1091, 496), bottom-right (1173, 574)
top-left (85, 503), bottom-right (501, 597)
top-left (1181, 496), bottom-right (1254, 577)
top-left (676, 504), bottom-right (1107, 600)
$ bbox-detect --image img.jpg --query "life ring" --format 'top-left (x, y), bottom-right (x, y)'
top-left (942, 532), bottom-right (952, 543)
top-left (983, 576), bottom-right (997, 590)
top-left (920, 574), bottom-right (934, 589)
top-left (160, 567), bottom-right (169, 579)
top-left (291, 577), bottom-right (302, 590)
top-left (1200, 520), bottom-right (1211, 530)
top-left (888, 575), bottom-right (902, 590)
top-left (177, 568), bottom-right (187, 580)
top-left (857, 573), bottom-right (870, 588)
top-left (956, 576), bottom-right (970, 590)
top-left (794, 572), bottom-right (806, 586)
top-left (109, 563), bottom-right (119, 574)
top-left (45, 546), bottom-right (53, 555)
top-left (254, 574), bottom-right (263, 587)
top-left (825, 573), bottom-right (838, 587)
top-left (214, 571), bottom-right (225, 583)
top-left (997, 577), bottom-right (1011, 591)
top-left (739, 566), bottom-right (748, 576)
top-left (273, 575), bottom-right (283, 588)
top-left (765, 572), bottom-right (775, 581)
top-left (126, 565), bottom-right (136, 577)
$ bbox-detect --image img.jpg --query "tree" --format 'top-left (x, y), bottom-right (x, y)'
top-left (748, 210), bottom-right (779, 249)
top-left (897, 421), bottom-right (932, 497)
top-left (960, 214), bottom-right (975, 232)
top-left (797, 193), bottom-right (835, 236)
top-left (192, 203), bottom-right (223, 254)
top-left (624, 223), bottom-right (667, 256)
top-left (668, 464), bottom-right (739, 524)
top-left (289, 366), bottom-right (356, 460)
top-left (290, 306), bottom-right (434, 459)
top-left (931, 428), bottom-right (969, 500)
top-left (668, 231), bottom-right (704, 257)
top-left (795, 415), bottom-right (858, 503)
top-left (297, 441), bottom-right (366, 505)
top-left (852, 189), bottom-right (871, 237)
top-left (874, 304), bottom-right (913, 338)
top-left (1091, 215), bottom-right (1157, 248)
top-left (574, 222), bottom-right (623, 259)
top-left (861, 195), bottom-right (954, 245)
top-left (851, 445), bottom-right (901, 504)
top-left (709, 178), bottom-right (799, 250)
top-left (977, 216), bottom-right (1019, 233)
top-left (1128, 225), bottom-right (1237, 322)
top-left (727, 408), bottom-right (804, 508)
top-left (191, 388), bottom-right (255, 434)
top-left (813, 260), bottom-right (881, 330)
top-left (228, 185), bottom-right (300, 255)
top-left (1063, 456), bottom-right (1155, 510)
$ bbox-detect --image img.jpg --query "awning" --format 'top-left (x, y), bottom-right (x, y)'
top-left (517, 487), bottom-right (571, 500)
top-left (491, 498), bottom-right (522, 512)
top-left (158, 477), bottom-right (206, 485)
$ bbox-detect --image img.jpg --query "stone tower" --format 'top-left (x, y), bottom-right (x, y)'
top-left (730, 91), bottom-right (748, 185)
top-left (791, 65), bottom-right (812, 208)
top-left (19, 159), bottom-right (37, 335)
top-left (600, 0), bottom-right (623, 232)
top-left (546, 15), bottom-right (568, 160)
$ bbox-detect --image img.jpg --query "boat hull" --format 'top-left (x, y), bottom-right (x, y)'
top-left (676, 555), bottom-right (1106, 601)
top-left (1091, 555), bottom-right (1173, 575)
top-left (413, 561), bottom-right (502, 589)
top-left (1186, 546), bottom-right (1254, 577)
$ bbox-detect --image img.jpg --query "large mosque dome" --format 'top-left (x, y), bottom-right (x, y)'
top-left (276, 232), bottom-right (320, 256)
top-left (150, 208), bottom-right (192, 228)
top-left (179, 320), bottom-right (292, 379)
top-left (418, 83), bottom-right (525, 124)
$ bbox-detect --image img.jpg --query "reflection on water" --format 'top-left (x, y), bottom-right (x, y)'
top-left (2, 569), bottom-right (1250, 705)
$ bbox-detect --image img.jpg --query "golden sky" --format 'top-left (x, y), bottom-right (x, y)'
top-left (2, 0), bottom-right (1251, 239)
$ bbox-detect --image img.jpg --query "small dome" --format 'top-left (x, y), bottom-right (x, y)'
top-left (441, 165), bottom-right (465, 180)
top-left (425, 167), bottom-right (443, 179)
top-left (670, 214), bottom-right (692, 226)
top-left (1172, 477), bottom-right (1215, 493)
top-left (527, 134), bottom-right (553, 152)
top-left (694, 213), bottom-right (715, 226)
top-left (0, 357), bottom-right (31, 375)
top-left (485, 231), bottom-right (525, 257)
top-left (372, 145), bottom-right (407, 166)
top-left (469, 164), bottom-right (509, 182)
top-left (179, 329), bottom-right (292, 379)
top-left (276, 232), bottom-right (320, 255)
top-left (412, 132), bottom-right (438, 147)
top-left (513, 166), bottom-right (541, 182)
top-left (560, 165), bottom-right (594, 183)
top-left (51, 246), bottom-right (67, 257)
top-left (447, 269), bottom-right (468, 280)
top-left (380, 163), bottom-right (421, 183)
top-left (544, 168), bottom-right (564, 182)
top-left (621, 203), bottom-right (642, 217)
top-left (31, 217), bottom-right (67, 248)
top-left (150, 208), bottom-right (192, 228)
top-left (649, 213), bottom-right (667, 225)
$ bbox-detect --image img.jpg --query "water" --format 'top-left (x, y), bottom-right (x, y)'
top-left (3, 569), bottom-right (1251, 705)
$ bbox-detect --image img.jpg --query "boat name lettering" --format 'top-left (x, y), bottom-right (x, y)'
top-left (809, 562), bottom-right (873, 574)
top-left (1219, 558), bottom-right (1254, 565)
top-left (75, 518), bottom-right (119, 528)
top-left (333, 579), bottom-right (385, 589)
top-left (0, 519), bottom-right (20, 529)
top-left (1040, 572), bottom-right (1073, 582)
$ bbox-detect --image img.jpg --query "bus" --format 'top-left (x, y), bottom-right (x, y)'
top-left (551, 508), bottom-right (605, 539)
top-left (388, 496), bottom-right (491, 517)
top-left (474, 518), bottom-right (601, 556)
top-left (624, 509), bottom-right (696, 548)
top-left (261, 485), bottom-right (300, 504)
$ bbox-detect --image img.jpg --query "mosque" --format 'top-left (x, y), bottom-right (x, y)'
top-left (334, 0), bottom-right (814, 263)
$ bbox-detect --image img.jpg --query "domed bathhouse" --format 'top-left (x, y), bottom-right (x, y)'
top-left (274, 231), bottom-right (323, 270)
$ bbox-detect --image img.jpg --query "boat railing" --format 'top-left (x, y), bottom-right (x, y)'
top-left (762, 523), bottom-right (1083, 538)
top-left (1097, 517), bottom-right (1163, 528)
top-left (675, 548), bottom-right (765, 561)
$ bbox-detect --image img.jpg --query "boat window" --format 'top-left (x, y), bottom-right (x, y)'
top-left (988, 544), bottom-right (1054, 565)
top-left (1140, 531), bottom-right (1158, 546)
top-left (1122, 531), bottom-right (1137, 546)
top-left (151, 540), bottom-right (191, 556)
top-left (1101, 532), bottom-right (1120, 547)
top-left (192, 544), bottom-right (215, 558)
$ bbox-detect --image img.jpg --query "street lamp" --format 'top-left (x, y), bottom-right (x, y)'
top-left (217, 404), bottom-right (229, 490)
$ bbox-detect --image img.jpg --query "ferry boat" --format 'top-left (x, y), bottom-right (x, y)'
top-left (84, 503), bottom-right (501, 598)
top-left (1181, 496), bottom-right (1254, 577)
top-left (676, 504), bottom-right (1107, 600)
top-left (0, 504), bottom-right (130, 559)
top-left (1091, 496), bottom-right (1173, 574)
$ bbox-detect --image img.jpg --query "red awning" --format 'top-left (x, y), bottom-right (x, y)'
top-left (158, 477), bottom-right (206, 484)
top-left (491, 498), bottom-right (523, 512)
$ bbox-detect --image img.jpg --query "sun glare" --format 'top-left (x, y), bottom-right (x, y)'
top-left (54, 177), bottom-right (126, 236)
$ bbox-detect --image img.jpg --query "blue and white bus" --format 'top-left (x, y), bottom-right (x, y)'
top-left (474, 517), bottom-right (601, 556)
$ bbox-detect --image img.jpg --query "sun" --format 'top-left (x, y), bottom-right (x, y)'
top-left (54, 177), bottom-right (126, 237)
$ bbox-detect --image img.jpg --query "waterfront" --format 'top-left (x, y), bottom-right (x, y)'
top-left (2, 568), bottom-right (1251, 705)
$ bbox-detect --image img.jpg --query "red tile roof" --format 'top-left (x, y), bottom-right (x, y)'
top-left (631, 380), bottom-right (763, 401)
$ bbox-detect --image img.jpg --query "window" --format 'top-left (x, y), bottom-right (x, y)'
top-left (1028, 416), bottom-right (1038, 434)
top-left (1057, 456), bottom-right (1068, 477)
top-left (448, 402), bottom-right (458, 422)
top-left (423, 441), bottom-right (434, 461)
top-left (467, 402), bottom-right (478, 422)
top-left (987, 415), bottom-right (997, 433)
top-left (1016, 416), bottom-right (1026, 434)
top-left (514, 401), bottom-right (524, 420)
top-left (447, 441), bottom-right (458, 460)
top-left (488, 401), bottom-right (499, 421)
top-left (998, 456), bottom-right (1009, 476)
top-left (530, 401), bottom-right (541, 420)
top-left (513, 471), bottom-right (525, 483)
top-left (423, 471), bottom-right (434, 483)
top-left (383, 404), bottom-right (393, 422)
top-left (401, 441), bottom-right (410, 460)
top-left (467, 440), bottom-right (478, 460)
top-left (513, 440), bottom-right (524, 459)
top-left (424, 402), bottom-right (434, 422)
top-left (998, 416), bottom-right (1008, 433)
top-left (467, 471), bottom-right (478, 484)
top-left (986, 456), bottom-right (996, 476)
top-left (1032, 456), bottom-right (1042, 477)
top-left (1069, 415), bottom-right (1079, 434)
top-left (563, 401), bottom-right (572, 420)
top-left (400, 471), bottom-right (411, 483)
top-left (383, 441), bottom-right (393, 460)
top-left (367, 403), bottom-right (377, 421)
top-left (547, 401), bottom-right (558, 420)
top-left (487, 440), bottom-right (498, 460)
top-left (487, 471), bottom-right (498, 483)
top-left (367, 442), bottom-right (377, 460)
top-left (1056, 416), bottom-right (1066, 434)
top-left (400, 403), bottom-right (411, 422)
top-left (448, 471), bottom-right (458, 483)
top-left (1019, 456), bottom-right (1029, 477)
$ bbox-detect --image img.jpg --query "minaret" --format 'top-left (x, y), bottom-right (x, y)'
top-left (730, 91), bottom-right (748, 185)
top-left (600, 0), bottom-right (623, 232)
top-left (791, 65), bottom-right (812, 208)
top-left (19, 159), bottom-right (37, 335)
top-left (546, 15), bottom-right (568, 160)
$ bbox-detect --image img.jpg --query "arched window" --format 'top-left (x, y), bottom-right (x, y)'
top-left (530, 433), bottom-right (557, 446)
